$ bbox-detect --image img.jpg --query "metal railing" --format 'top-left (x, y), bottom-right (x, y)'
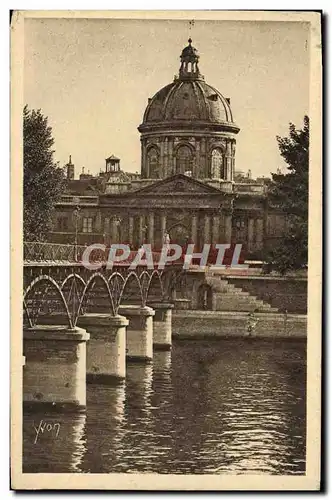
top-left (24, 241), bottom-right (93, 263)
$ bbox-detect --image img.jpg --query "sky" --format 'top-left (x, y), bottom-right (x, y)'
top-left (24, 17), bottom-right (310, 179)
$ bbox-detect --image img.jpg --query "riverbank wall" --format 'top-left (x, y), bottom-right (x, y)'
top-left (172, 310), bottom-right (307, 339)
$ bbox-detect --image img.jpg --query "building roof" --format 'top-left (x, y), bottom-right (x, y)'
top-left (66, 179), bottom-right (99, 195)
top-left (141, 80), bottom-right (236, 125)
top-left (106, 155), bottom-right (120, 161)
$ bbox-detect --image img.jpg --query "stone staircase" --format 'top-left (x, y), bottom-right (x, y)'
top-left (205, 272), bottom-right (279, 313)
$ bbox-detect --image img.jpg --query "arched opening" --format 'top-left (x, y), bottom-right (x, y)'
top-left (147, 147), bottom-right (159, 178)
top-left (176, 145), bottom-right (193, 175)
top-left (168, 223), bottom-right (190, 248)
top-left (197, 284), bottom-right (213, 310)
top-left (210, 148), bottom-right (224, 179)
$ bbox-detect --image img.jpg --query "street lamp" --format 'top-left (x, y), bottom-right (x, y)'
top-left (73, 203), bottom-right (80, 262)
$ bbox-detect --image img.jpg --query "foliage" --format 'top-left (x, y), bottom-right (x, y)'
top-left (264, 116), bottom-right (309, 274)
top-left (23, 106), bottom-right (66, 241)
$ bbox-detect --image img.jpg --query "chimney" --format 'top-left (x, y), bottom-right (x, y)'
top-left (66, 155), bottom-right (75, 180)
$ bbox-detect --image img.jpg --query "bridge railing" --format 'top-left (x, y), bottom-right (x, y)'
top-left (24, 241), bottom-right (94, 263)
top-left (24, 241), bottom-right (248, 267)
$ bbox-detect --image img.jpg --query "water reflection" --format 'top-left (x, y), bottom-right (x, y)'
top-left (23, 339), bottom-right (306, 475)
top-left (23, 410), bottom-right (86, 473)
top-left (81, 383), bottom-right (126, 473)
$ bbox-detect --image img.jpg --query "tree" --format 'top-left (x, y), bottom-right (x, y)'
top-left (24, 106), bottom-right (66, 241)
top-left (264, 116), bottom-right (309, 274)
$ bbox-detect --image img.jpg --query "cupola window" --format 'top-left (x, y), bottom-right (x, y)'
top-left (211, 149), bottom-right (224, 179)
top-left (176, 145), bottom-right (193, 175)
top-left (147, 147), bottom-right (159, 178)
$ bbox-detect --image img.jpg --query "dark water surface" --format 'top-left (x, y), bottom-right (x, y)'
top-left (23, 339), bottom-right (306, 474)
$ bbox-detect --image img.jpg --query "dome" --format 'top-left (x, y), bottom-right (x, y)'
top-left (141, 80), bottom-right (235, 125)
top-left (138, 39), bottom-right (239, 133)
top-left (138, 39), bottom-right (240, 181)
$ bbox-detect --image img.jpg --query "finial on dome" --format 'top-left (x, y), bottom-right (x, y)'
top-left (188, 38), bottom-right (192, 44)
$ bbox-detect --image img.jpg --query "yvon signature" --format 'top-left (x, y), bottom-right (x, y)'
top-left (33, 420), bottom-right (61, 444)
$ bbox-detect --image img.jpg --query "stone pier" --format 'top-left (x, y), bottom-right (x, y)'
top-left (118, 305), bottom-right (155, 362)
top-left (23, 325), bottom-right (90, 410)
top-left (149, 302), bottom-right (173, 350)
top-left (78, 313), bottom-right (128, 383)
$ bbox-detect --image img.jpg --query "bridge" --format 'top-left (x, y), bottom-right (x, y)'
top-left (23, 241), bottom-right (190, 410)
top-left (22, 241), bottom-right (307, 410)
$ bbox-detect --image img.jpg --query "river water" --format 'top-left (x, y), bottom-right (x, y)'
top-left (23, 338), bottom-right (306, 475)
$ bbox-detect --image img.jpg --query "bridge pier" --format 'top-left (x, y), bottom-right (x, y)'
top-left (149, 302), bottom-right (174, 350)
top-left (118, 305), bottom-right (155, 362)
top-left (23, 326), bottom-right (89, 410)
top-left (77, 314), bottom-right (128, 383)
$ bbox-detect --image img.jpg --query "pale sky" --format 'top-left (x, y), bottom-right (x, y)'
top-left (24, 18), bottom-right (309, 179)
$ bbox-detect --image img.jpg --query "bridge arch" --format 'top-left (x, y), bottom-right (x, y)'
top-left (23, 275), bottom-right (73, 328)
top-left (146, 269), bottom-right (164, 303)
top-left (77, 272), bottom-right (115, 318)
top-left (118, 271), bottom-right (144, 308)
top-left (61, 273), bottom-right (86, 290)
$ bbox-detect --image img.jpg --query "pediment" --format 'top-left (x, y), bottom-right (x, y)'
top-left (134, 174), bottom-right (222, 195)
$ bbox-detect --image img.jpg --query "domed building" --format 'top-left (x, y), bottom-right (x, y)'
top-left (53, 39), bottom-right (286, 260)
top-left (138, 38), bottom-right (239, 181)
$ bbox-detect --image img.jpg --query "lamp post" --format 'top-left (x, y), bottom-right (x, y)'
top-left (73, 204), bottom-right (80, 262)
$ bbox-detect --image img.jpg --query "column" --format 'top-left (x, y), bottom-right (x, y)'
top-left (141, 139), bottom-right (147, 178)
top-left (148, 213), bottom-right (154, 247)
top-left (161, 213), bottom-right (167, 237)
top-left (118, 305), bottom-right (155, 361)
top-left (104, 217), bottom-right (110, 245)
top-left (164, 138), bottom-right (169, 176)
top-left (138, 215), bottom-right (144, 245)
top-left (224, 212), bottom-right (232, 243)
top-left (195, 139), bottom-right (200, 178)
top-left (212, 215), bottom-right (220, 244)
top-left (201, 138), bottom-right (207, 178)
top-left (255, 218), bottom-right (264, 251)
top-left (191, 214), bottom-right (198, 245)
top-left (78, 314), bottom-right (128, 382)
top-left (111, 217), bottom-right (118, 243)
top-left (149, 302), bottom-right (173, 350)
top-left (204, 214), bottom-right (211, 244)
top-left (225, 141), bottom-right (232, 181)
top-left (248, 218), bottom-right (255, 253)
top-left (170, 138), bottom-right (175, 176)
top-left (95, 210), bottom-right (102, 233)
top-left (23, 326), bottom-right (90, 409)
top-left (128, 216), bottom-right (134, 246)
top-left (160, 139), bottom-right (164, 177)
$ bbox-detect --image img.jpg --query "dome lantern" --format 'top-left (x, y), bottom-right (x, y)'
top-left (179, 38), bottom-right (203, 81)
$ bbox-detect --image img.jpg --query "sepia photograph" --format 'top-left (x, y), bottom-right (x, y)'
top-left (11, 10), bottom-right (322, 490)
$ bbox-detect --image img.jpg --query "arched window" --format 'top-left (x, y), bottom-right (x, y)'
top-left (211, 149), bottom-right (223, 179)
top-left (176, 145), bottom-right (193, 175)
top-left (147, 148), bottom-right (159, 178)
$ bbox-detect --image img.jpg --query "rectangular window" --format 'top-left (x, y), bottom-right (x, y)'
top-left (83, 217), bottom-right (93, 233)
